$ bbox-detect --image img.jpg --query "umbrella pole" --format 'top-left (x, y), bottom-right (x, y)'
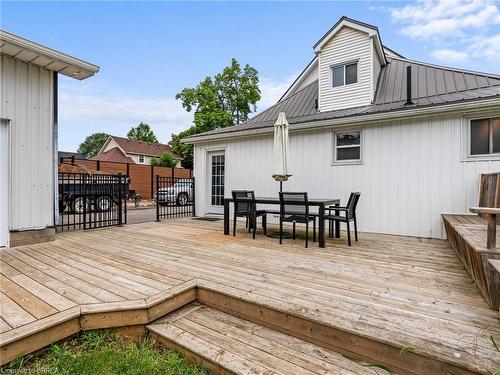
top-left (280, 181), bottom-right (283, 192)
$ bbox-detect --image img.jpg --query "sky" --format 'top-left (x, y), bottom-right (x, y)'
top-left (2, 0), bottom-right (500, 152)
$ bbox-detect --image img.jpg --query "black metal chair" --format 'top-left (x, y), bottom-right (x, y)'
top-left (232, 190), bottom-right (267, 239)
top-left (278, 192), bottom-right (315, 248)
top-left (326, 192), bottom-right (360, 246)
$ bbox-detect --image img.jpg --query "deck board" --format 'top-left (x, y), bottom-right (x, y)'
top-left (0, 219), bottom-right (499, 373)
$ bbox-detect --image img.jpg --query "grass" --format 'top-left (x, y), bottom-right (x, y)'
top-left (1, 331), bottom-right (210, 375)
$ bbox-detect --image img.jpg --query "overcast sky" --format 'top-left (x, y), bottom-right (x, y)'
top-left (3, 0), bottom-right (500, 151)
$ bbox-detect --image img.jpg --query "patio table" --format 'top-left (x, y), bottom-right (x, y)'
top-left (224, 197), bottom-right (340, 248)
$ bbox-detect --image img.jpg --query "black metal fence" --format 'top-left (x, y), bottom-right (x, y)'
top-left (156, 176), bottom-right (195, 220)
top-left (57, 172), bottom-right (128, 231)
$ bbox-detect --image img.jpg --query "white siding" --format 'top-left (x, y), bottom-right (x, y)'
top-left (318, 27), bottom-right (372, 112)
top-left (372, 45), bottom-right (381, 100)
top-left (287, 61), bottom-right (318, 97)
top-left (1, 55), bottom-right (54, 230)
top-left (194, 113), bottom-right (500, 239)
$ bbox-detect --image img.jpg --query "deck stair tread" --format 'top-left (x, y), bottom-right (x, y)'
top-left (148, 304), bottom-right (391, 375)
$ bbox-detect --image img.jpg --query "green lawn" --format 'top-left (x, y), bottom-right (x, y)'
top-left (2, 331), bottom-right (210, 375)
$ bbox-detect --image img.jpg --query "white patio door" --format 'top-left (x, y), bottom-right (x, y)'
top-left (207, 151), bottom-right (225, 213)
top-left (0, 120), bottom-right (9, 247)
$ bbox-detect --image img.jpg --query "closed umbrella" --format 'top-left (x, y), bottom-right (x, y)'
top-left (272, 112), bottom-right (292, 191)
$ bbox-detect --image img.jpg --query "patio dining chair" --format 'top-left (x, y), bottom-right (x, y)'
top-left (326, 192), bottom-right (360, 246)
top-left (279, 192), bottom-right (315, 248)
top-left (232, 190), bottom-right (267, 239)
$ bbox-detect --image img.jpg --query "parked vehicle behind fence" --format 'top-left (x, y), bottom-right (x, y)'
top-left (156, 178), bottom-right (193, 206)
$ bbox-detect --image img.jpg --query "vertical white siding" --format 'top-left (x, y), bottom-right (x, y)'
top-left (318, 27), bottom-right (372, 111)
top-left (194, 113), bottom-right (500, 239)
top-left (372, 45), bottom-right (381, 100)
top-left (1, 55), bottom-right (54, 230)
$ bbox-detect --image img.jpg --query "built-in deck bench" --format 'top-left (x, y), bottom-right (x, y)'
top-left (442, 214), bottom-right (500, 310)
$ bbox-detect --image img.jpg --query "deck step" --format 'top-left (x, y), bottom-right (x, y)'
top-left (147, 303), bottom-right (390, 375)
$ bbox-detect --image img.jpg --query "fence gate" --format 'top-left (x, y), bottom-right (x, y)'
top-left (57, 172), bottom-right (128, 231)
top-left (156, 176), bottom-right (195, 220)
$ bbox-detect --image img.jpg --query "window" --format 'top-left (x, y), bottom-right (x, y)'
top-left (332, 62), bottom-right (358, 87)
top-left (334, 131), bottom-right (361, 162)
top-left (138, 155), bottom-right (145, 163)
top-left (470, 117), bottom-right (500, 155)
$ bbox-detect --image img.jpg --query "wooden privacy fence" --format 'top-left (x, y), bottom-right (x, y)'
top-left (60, 157), bottom-right (192, 199)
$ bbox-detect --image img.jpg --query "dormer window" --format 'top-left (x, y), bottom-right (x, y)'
top-left (332, 62), bottom-right (358, 88)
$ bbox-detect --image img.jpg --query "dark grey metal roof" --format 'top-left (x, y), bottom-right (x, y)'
top-left (186, 56), bottom-right (500, 140)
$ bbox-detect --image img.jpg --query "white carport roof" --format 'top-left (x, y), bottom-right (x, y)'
top-left (0, 29), bottom-right (99, 80)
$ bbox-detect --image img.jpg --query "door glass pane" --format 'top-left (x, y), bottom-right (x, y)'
top-left (470, 119), bottom-right (490, 155)
top-left (345, 63), bottom-right (357, 85)
top-left (211, 154), bottom-right (225, 206)
top-left (493, 118), bottom-right (500, 153)
top-left (332, 66), bottom-right (344, 87)
top-left (337, 147), bottom-right (360, 161)
top-left (337, 132), bottom-right (360, 146)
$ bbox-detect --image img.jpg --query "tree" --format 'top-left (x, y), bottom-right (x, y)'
top-left (171, 58), bottom-right (261, 165)
top-left (77, 132), bottom-right (109, 158)
top-left (151, 152), bottom-right (178, 168)
top-left (127, 122), bottom-right (159, 143)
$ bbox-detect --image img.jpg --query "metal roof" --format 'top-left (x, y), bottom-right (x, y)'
top-left (185, 56), bottom-right (500, 141)
top-left (0, 29), bottom-right (99, 80)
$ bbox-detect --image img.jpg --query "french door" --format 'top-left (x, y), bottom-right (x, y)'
top-left (208, 151), bottom-right (225, 213)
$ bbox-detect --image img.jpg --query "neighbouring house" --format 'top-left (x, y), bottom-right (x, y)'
top-left (93, 135), bottom-right (182, 167)
top-left (0, 30), bottom-right (99, 247)
top-left (184, 16), bottom-right (500, 239)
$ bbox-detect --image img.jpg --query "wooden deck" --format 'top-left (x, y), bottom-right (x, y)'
top-left (1, 218), bottom-right (499, 374)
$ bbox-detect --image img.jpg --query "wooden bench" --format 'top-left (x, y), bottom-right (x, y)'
top-left (442, 214), bottom-right (500, 310)
top-left (469, 206), bottom-right (500, 249)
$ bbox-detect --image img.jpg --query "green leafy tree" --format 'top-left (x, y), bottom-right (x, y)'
top-left (151, 152), bottom-right (178, 168)
top-left (127, 122), bottom-right (159, 143)
top-left (171, 58), bottom-right (260, 165)
top-left (77, 132), bottom-right (109, 158)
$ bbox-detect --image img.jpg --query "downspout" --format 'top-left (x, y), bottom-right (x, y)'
top-left (53, 72), bottom-right (59, 227)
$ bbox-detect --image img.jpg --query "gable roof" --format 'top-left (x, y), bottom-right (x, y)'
top-left (313, 16), bottom-right (387, 65)
top-left (108, 136), bottom-right (182, 159)
top-left (91, 146), bottom-right (135, 164)
top-left (0, 29), bottom-right (99, 80)
top-left (184, 55), bottom-right (500, 142)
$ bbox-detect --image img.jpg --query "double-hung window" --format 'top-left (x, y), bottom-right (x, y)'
top-left (470, 117), bottom-right (500, 156)
top-left (332, 62), bottom-right (358, 88)
top-left (334, 131), bottom-right (361, 162)
top-left (138, 154), bottom-right (145, 163)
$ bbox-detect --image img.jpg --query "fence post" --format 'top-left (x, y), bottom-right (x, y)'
top-left (82, 174), bottom-right (87, 230)
top-left (71, 155), bottom-right (75, 164)
top-left (192, 177), bottom-right (196, 217)
top-left (150, 165), bottom-right (154, 199)
top-left (171, 167), bottom-right (174, 179)
top-left (118, 173), bottom-right (123, 226)
top-left (155, 174), bottom-right (160, 222)
top-left (126, 162), bottom-right (130, 177)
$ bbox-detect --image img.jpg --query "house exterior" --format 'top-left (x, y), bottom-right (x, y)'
top-left (0, 30), bottom-right (99, 247)
top-left (185, 17), bottom-right (500, 239)
top-left (94, 135), bottom-right (182, 167)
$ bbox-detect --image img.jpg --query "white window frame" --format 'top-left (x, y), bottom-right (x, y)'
top-left (138, 154), bottom-right (145, 163)
top-left (332, 129), bottom-right (363, 165)
top-left (461, 114), bottom-right (500, 162)
top-left (331, 61), bottom-right (359, 88)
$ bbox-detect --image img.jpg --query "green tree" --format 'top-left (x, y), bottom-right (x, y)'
top-left (151, 152), bottom-right (178, 168)
top-left (77, 132), bottom-right (109, 158)
top-left (171, 58), bottom-right (260, 165)
top-left (127, 122), bottom-right (159, 143)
